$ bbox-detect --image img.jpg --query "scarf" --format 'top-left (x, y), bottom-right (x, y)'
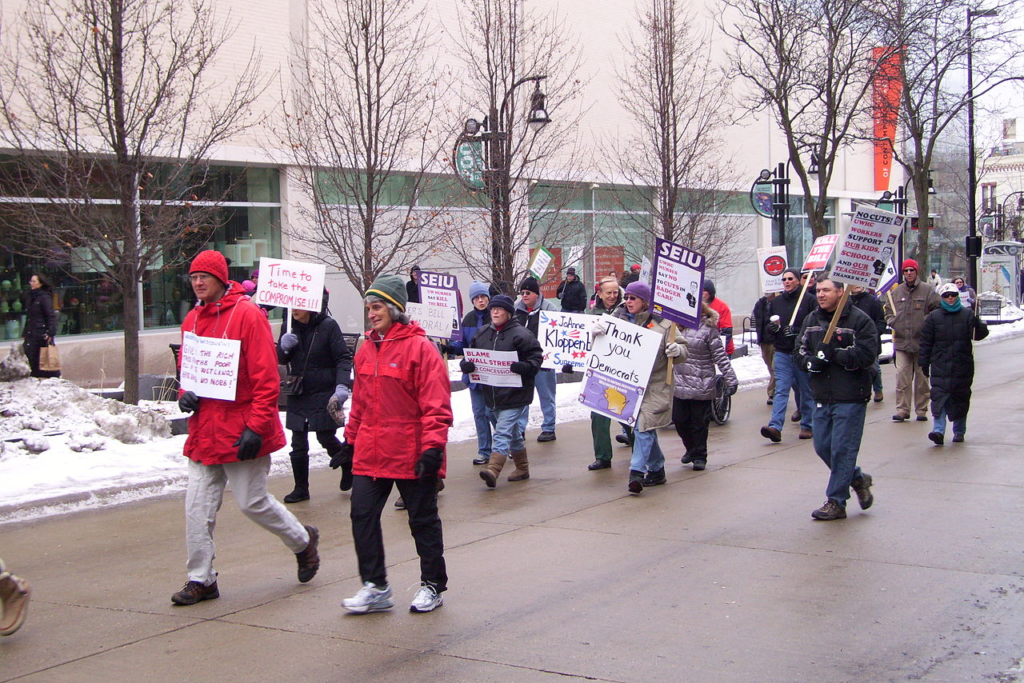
top-left (941, 297), bottom-right (962, 313)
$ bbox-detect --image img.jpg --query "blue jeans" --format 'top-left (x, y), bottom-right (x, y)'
top-left (630, 429), bottom-right (665, 474)
top-left (493, 405), bottom-right (529, 455)
top-left (869, 360), bottom-right (883, 392)
top-left (469, 387), bottom-right (495, 459)
top-left (812, 402), bottom-right (867, 507)
top-left (531, 369), bottom-right (557, 433)
top-left (770, 351), bottom-right (814, 431)
top-left (933, 406), bottom-right (966, 437)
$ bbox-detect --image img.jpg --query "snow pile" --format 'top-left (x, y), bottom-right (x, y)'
top-left (976, 291), bottom-right (1024, 322)
top-left (0, 343), bottom-right (31, 382)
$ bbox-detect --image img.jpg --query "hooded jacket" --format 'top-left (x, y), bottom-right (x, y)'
top-left (24, 287), bottom-right (58, 343)
top-left (277, 302), bottom-right (353, 433)
top-left (557, 277), bottom-right (588, 312)
top-left (345, 321), bottom-right (452, 479)
top-left (919, 306), bottom-right (988, 421)
top-left (703, 280), bottom-right (735, 356)
top-left (673, 308), bottom-right (738, 401)
top-left (883, 281), bottom-right (940, 353)
top-left (612, 307), bottom-right (686, 431)
top-left (469, 316), bottom-right (544, 411)
top-left (179, 283), bottom-right (286, 465)
top-left (795, 301), bottom-right (877, 403)
top-left (452, 306), bottom-right (491, 388)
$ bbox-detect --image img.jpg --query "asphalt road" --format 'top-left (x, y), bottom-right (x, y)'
top-left (2, 335), bottom-right (1023, 682)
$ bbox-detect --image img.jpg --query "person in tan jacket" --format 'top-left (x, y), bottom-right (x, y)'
top-left (883, 259), bottom-right (940, 421)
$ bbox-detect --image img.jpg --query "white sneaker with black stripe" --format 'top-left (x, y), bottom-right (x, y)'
top-left (409, 583), bottom-right (443, 613)
top-left (342, 582), bottom-right (393, 613)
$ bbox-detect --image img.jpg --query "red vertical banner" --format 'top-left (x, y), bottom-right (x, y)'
top-left (873, 47), bottom-right (903, 191)
top-left (596, 246), bottom-right (625, 281)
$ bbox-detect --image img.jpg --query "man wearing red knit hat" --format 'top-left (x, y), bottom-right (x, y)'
top-left (882, 259), bottom-right (941, 422)
top-left (171, 250), bottom-right (320, 606)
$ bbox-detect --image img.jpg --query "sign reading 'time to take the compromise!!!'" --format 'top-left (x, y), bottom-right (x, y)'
top-left (651, 237), bottom-right (706, 330)
top-left (252, 257), bottom-right (326, 311)
top-left (578, 316), bottom-right (661, 425)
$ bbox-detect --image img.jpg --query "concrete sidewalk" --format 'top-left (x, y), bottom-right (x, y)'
top-left (2, 337), bottom-right (1023, 682)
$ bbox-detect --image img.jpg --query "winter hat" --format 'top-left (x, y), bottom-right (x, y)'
top-left (251, 269), bottom-right (259, 278)
top-left (566, 267), bottom-right (576, 276)
top-left (783, 267), bottom-right (801, 279)
top-left (938, 283), bottom-right (960, 297)
top-left (469, 281), bottom-right (490, 300)
top-left (625, 280), bottom-right (651, 303)
top-left (519, 276), bottom-right (540, 295)
top-left (488, 294), bottom-right (516, 314)
top-left (366, 273), bottom-right (408, 312)
top-left (631, 263), bottom-right (641, 272)
top-left (702, 278), bottom-right (717, 301)
top-left (241, 279), bottom-right (256, 294)
top-left (189, 250), bottom-right (229, 286)
top-left (410, 265), bottom-right (421, 275)
top-left (901, 259), bottom-right (919, 272)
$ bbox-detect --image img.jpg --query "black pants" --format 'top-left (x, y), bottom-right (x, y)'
top-left (350, 475), bottom-right (447, 592)
top-left (673, 398), bottom-right (712, 461)
top-left (23, 339), bottom-right (60, 379)
top-left (289, 428), bottom-right (341, 459)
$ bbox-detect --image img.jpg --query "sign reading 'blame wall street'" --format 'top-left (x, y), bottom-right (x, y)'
top-left (538, 311), bottom-right (594, 371)
top-left (252, 257), bottom-right (326, 311)
top-left (579, 317), bottom-right (661, 425)
top-left (651, 238), bottom-right (706, 330)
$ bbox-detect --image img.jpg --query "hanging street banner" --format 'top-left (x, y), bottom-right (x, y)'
top-left (830, 206), bottom-right (906, 289)
top-left (578, 317), bottom-right (661, 425)
top-left (252, 257), bottom-right (326, 311)
top-left (463, 348), bottom-right (522, 388)
top-left (528, 246), bottom-right (555, 280)
top-left (537, 310), bottom-right (594, 371)
top-left (757, 246), bottom-right (788, 293)
top-left (875, 258), bottom-right (899, 295)
top-left (651, 237), bottom-right (706, 330)
top-left (179, 332), bottom-right (241, 401)
top-left (418, 271), bottom-right (461, 340)
top-left (407, 302), bottom-right (457, 339)
top-left (801, 234), bottom-right (840, 272)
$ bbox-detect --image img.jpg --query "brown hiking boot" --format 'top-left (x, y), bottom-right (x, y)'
top-left (798, 428), bottom-right (813, 439)
top-left (171, 580), bottom-right (220, 606)
top-left (296, 525), bottom-right (320, 583)
top-left (0, 572), bottom-right (31, 635)
top-left (811, 500), bottom-right (847, 521)
top-left (760, 425), bottom-right (782, 443)
top-left (851, 473), bottom-right (874, 510)
top-left (507, 449), bottom-right (530, 481)
top-left (480, 452), bottom-right (507, 488)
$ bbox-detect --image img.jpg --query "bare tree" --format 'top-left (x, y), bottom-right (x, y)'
top-left (0, 0), bottom-right (265, 403)
top-left (278, 0), bottom-right (451, 296)
top-left (609, 0), bottom-right (745, 270)
top-left (870, 0), bottom-right (1023, 274)
top-left (447, 0), bottom-right (587, 291)
top-left (720, 0), bottom-right (895, 241)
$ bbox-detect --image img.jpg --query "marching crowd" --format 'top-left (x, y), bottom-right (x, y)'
top-left (0, 253), bottom-right (990, 633)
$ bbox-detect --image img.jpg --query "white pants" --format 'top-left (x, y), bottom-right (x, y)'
top-left (185, 457), bottom-right (309, 585)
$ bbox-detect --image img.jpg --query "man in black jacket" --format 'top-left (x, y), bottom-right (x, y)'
top-left (556, 268), bottom-right (588, 313)
top-left (761, 268), bottom-right (816, 442)
top-left (795, 277), bottom-right (878, 521)
top-left (461, 295), bottom-right (544, 487)
top-left (752, 292), bottom-right (777, 404)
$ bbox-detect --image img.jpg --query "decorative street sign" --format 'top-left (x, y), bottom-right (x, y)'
top-left (454, 138), bottom-right (485, 190)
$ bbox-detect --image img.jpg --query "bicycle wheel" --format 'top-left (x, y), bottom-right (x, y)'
top-left (712, 376), bottom-right (731, 425)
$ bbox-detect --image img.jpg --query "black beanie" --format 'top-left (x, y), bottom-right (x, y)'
top-left (519, 277), bottom-right (540, 295)
top-left (702, 278), bottom-right (716, 301)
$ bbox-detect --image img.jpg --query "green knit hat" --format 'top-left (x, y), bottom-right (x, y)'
top-left (365, 273), bottom-right (408, 312)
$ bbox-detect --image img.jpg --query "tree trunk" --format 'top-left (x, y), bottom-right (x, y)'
top-left (122, 280), bottom-right (140, 404)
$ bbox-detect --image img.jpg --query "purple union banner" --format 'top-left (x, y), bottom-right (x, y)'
top-left (651, 238), bottom-right (706, 330)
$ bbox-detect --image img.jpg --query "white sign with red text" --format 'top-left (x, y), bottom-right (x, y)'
top-left (830, 207), bottom-right (905, 289)
top-left (802, 234), bottom-right (840, 272)
top-left (463, 348), bottom-right (523, 388)
top-left (757, 246), bottom-right (788, 293)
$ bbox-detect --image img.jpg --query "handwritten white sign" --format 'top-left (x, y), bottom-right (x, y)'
top-left (464, 348), bottom-right (523, 388)
top-left (537, 310), bottom-right (594, 371)
top-left (407, 302), bottom-right (458, 339)
top-left (252, 257), bottom-right (326, 311)
top-left (579, 317), bottom-right (660, 425)
top-left (528, 246), bottom-right (554, 280)
top-left (179, 332), bottom-right (241, 401)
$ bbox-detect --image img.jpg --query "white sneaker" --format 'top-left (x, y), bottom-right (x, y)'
top-left (342, 582), bottom-right (393, 614)
top-left (409, 583), bottom-right (444, 613)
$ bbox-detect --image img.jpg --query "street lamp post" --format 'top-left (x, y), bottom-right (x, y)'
top-left (966, 7), bottom-right (998, 290)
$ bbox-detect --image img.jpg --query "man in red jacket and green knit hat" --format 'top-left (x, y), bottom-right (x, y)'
top-left (173, 250), bottom-right (320, 606)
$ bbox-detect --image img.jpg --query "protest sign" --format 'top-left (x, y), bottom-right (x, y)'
top-left (179, 332), bottom-right (241, 401)
top-left (875, 258), bottom-right (899, 296)
top-left (651, 237), bottom-right (706, 330)
top-left (464, 348), bottom-right (522, 388)
top-left (579, 317), bottom-right (661, 425)
top-left (640, 256), bottom-right (653, 286)
top-left (830, 207), bottom-right (905, 289)
top-left (528, 246), bottom-right (555, 280)
top-left (418, 270), bottom-right (462, 339)
top-left (537, 310), bottom-right (594, 371)
top-left (802, 234), bottom-right (840, 272)
top-left (757, 246), bottom-right (788, 293)
top-left (251, 257), bottom-right (326, 311)
top-left (407, 302), bottom-right (457, 339)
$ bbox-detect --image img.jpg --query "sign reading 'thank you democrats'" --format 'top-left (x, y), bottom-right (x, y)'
top-left (579, 317), bottom-right (661, 425)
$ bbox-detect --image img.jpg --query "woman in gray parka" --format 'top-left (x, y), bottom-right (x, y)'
top-left (672, 303), bottom-right (738, 471)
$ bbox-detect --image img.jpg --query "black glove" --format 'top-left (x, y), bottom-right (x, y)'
top-left (459, 359), bottom-right (476, 374)
top-left (415, 447), bottom-right (443, 480)
top-left (233, 427), bottom-right (263, 461)
top-left (816, 342), bottom-right (836, 362)
top-left (726, 384), bottom-right (738, 396)
top-left (178, 390), bottom-right (200, 414)
top-left (921, 364), bottom-right (930, 378)
top-left (782, 325), bottom-right (797, 338)
top-left (509, 361), bottom-right (531, 375)
top-left (562, 363), bottom-right (574, 374)
top-left (805, 355), bottom-right (829, 373)
top-left (330, 441), bottom-right (354, 469)
top-left (766, 321), bottom-right (781, 334)
top-left (440, 344), bottom-right (458, 356)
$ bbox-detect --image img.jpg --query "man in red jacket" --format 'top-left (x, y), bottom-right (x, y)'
top-left (337, 274), bottom-right (453, 614)
top-left (173, 250), bottom-right (320, 606)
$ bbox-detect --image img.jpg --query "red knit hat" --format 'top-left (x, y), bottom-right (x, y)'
top-left (901, 258), bottom-right (918, 272)
top-left (190, 250), bottom-right (229, 285)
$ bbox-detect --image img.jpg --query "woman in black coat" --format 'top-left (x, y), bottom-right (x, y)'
top-left (277, 292), bottom-right (353, 502)
top-left (918, 284), bottom-right (989, 445)
top-left (23, 273), bottom-right (60, 378)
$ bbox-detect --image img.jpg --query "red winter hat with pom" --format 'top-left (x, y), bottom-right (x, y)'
top-left (190, 250), bottom-right (230, 286)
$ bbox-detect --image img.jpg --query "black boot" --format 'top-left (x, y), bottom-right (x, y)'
top-left (284, 455), bottom-right (310, 503)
